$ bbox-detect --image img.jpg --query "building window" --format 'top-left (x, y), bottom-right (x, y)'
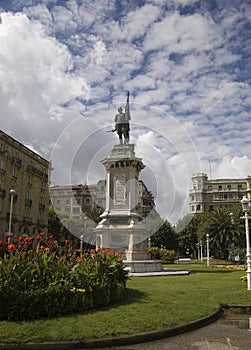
top-left (208, 185), bottom-right (212, 191)
top-left (27, 174), bottom-right (33, 185)
top-left (238, 184), bottom-right (242, 191)
top-left (0, 159), bottom-right (5, 171)
top-left (224, 194), bottom-right (228, 199)
top-left (73, 207), bottom-right (80, 214)
top-left (12, 166), bottom-right (18, 179)
top-left (227, 185), bottom-right (231, 190)
top-left (218, 185), bottom-right (222, 191)
top-left (196, 204), bottom-right (201, 211)
top-left (66, 199), bottom-right (70, 205)
top-left (208, 195), bottom-right (213, 200)
top-left (56, 199), bottom-right (60, 205)
top-left (209, 205), bottom-right (214, 212)
top-left (85, 198), bottom-right (91, 204)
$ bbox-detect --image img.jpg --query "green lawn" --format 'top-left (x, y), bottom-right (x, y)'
top-left (0, 264), bottom-right (250, 344)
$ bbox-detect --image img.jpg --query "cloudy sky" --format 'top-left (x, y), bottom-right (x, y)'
top-left (1, 0), bottom-right (251, 224)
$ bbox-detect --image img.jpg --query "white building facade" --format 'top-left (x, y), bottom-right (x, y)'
top-left (189, 173), bottom-right (251, 214)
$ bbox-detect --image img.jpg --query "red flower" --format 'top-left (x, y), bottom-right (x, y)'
top-left (90, 249), bottom-right (95, 255)
top-left (5, 233), bottom-right (11, 239)
top-left (40, 232), bottom-right (45, 237)
top-left (65, 239), bottom-right (69, 245)
top-left (7, 243), bottom-right (15, 252)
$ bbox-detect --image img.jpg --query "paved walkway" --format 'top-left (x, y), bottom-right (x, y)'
top-left (96, 316), bottom-right (251, 350)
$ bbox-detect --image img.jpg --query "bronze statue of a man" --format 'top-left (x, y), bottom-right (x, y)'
top-left (113, 92), bottom-right (131, 145)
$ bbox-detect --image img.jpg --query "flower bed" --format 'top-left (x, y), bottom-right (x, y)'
top-left (0, 233), bottom-right (128, 321)
top-left (212, 264), bottom-right (246, 271)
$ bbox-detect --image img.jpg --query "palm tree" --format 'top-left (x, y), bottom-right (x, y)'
top-left (199, 206), bottom-right (245, 259)
top-left (85, 207), bottom-right (104, 224)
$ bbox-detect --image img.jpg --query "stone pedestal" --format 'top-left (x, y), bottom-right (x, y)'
top-left (95, 143), bottom-right (162, 273)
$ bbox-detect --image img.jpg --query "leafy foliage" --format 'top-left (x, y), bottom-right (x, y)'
top-left (0, 236), bottom-right (128, 321)
top-left (199, 206), bottom-right (246, 259)
top-left (150, 220), bottom-right (178, 250)
top-left (148, 247), bottom-right (176, 263)
top-left (176, 214), bottom-right (201, 257)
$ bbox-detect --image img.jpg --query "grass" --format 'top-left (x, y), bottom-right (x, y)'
top-left (0, 264), bottom-right (251, 344)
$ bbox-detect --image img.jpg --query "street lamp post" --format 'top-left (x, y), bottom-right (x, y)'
top-left (200, 240), bottom-right (203, 262)
top-left (206, 233), bottom-right (210, 266)
top-left (8, 189), bottom-right (16, 243)
top-left (241, 196), bottom-right (251, 291)
top-left (196, 243), bottom-right (200, 261)
top-left (80, 234), bottom-right (83, 258)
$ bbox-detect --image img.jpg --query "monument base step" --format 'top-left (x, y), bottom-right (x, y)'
top-left (123, 260), bottom-right (163, 273)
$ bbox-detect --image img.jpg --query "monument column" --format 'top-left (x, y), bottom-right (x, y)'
top-left (94, 92), bottom-right (162, 272)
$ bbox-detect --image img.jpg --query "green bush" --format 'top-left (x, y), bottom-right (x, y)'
top-left (0, 247), bottom-right (128, 321)
top-left (148, 247), bottom-right (176, 264)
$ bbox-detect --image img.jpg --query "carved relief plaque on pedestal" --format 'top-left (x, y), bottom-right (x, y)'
top-left (114, 174), bottom-right (126, 204)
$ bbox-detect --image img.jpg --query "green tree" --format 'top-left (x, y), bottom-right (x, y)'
top-left (150, 220), bottom-right (178, 251)
top-left (85, 207), bottom-right (104, 224)
top-left (48, 207), bottom-right (65, 243)
top-left (199, 206), bottom-right (245, 260)
top-left (176, 214), bottom-right (201, 257)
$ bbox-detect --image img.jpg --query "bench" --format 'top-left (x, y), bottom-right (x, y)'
top-left (177, 258), bottom-right (191, 264)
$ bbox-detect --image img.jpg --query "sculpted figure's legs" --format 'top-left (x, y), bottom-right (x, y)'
top-left (118, 132), bottom-right (123, 145)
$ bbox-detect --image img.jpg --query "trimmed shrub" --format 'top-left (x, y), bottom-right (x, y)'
top-left (148, 247), bottom-right (176, 264)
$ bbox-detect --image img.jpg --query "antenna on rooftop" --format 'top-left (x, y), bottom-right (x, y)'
top-left (209, 161), bottom-right (212, 179)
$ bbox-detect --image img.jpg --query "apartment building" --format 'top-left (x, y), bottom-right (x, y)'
top-left (0, 130), bottom-right (50, 236)
top-left (50, 179), bottom-right (157, 221)
top-left (189, 173), bottom-right (251, 214)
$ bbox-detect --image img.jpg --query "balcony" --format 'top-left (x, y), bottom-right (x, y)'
top-left (12, 156), bottom-right (22, 166)
top-left (39, 203), bottom-right (46, 211)
top-left (27, 165), bottom-right (48, 180)
top-left (0, 189), bottom-right (6, 197)
top-left (25, 198), bottom-right (33, 207)
top-left (23, 216), bottom-right (33, 224)
top-left (37, 219), bottom-right (46, 226)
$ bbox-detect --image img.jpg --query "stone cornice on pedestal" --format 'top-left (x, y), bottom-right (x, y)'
top-left (101, 144), bottom-right (145, 172)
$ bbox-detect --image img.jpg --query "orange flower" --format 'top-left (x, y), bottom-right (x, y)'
top-left (96, 247), bottom-right (102, 253)
top-left (45, 247), bottom-right (50, 252)
top-left (90, 249), bottom-right (95, 255)
top-left (76, 257), bottom-right (83, 264)
top-left (7, 243), bottom-right (15, 251)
